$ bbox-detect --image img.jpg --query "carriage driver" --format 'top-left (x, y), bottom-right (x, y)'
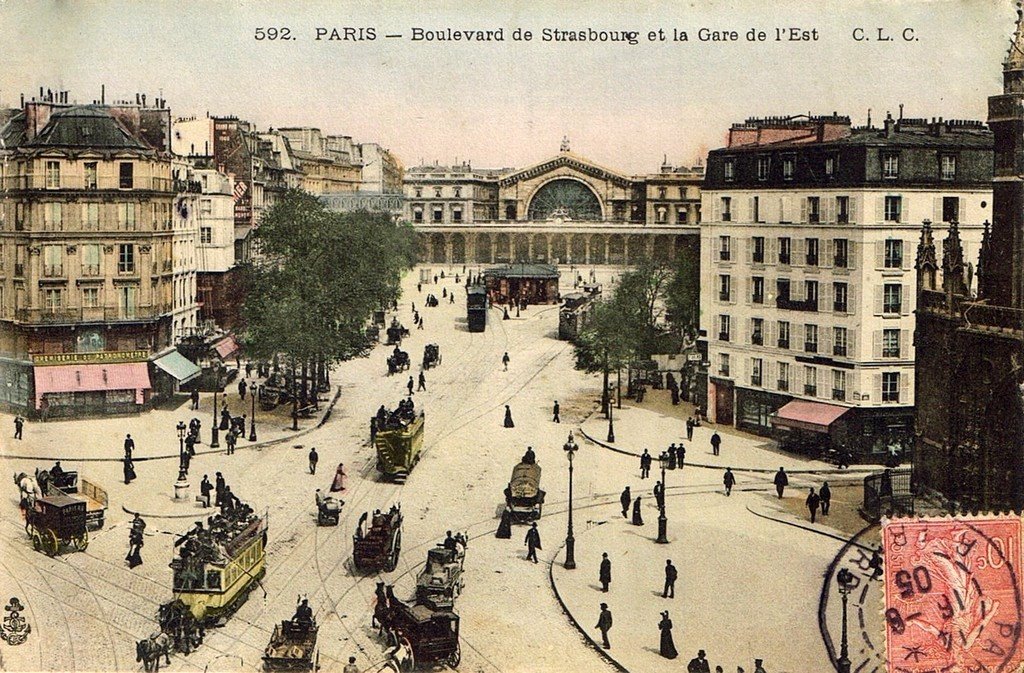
top-left (293, 599), bottom-right (314, 628)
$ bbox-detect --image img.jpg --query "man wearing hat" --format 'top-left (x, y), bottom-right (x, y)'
top-left (687, 649), bottom-right (711, 673)
top-left (595, 603), bottom-right (613, 649)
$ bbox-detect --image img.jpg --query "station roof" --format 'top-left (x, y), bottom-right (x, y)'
top-left (484, 263), bottom-right (560, 279)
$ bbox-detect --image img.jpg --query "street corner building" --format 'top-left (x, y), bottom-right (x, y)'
top-left (699, 110), bottom-right (994, 461)
top-left (912, 18), bottom-right (1024, 512)
top-left (0, 92), bottom-right (204, 419)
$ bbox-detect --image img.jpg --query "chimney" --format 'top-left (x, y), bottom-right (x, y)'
top-left (101, 84), bottom-right (105, 105)
top-left (884, 112), bottom-right (895, 137)
top-left (899, 103), bottom-right (904, 120)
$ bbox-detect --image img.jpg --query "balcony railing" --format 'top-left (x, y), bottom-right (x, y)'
top-left (777, 338), bottom-right (790, 349)
top-left (719, 291), bottom-right (731, 302)
top-left (719, 367), bottom-right (730, 377)
top-left (804, 342), bottom-right (818, 354)
top-left (777, 297), bottom-right (818, 312)
top-left (832, 389), bottom-right (846, 401)
top-left (751, 375), bottom-right (762, 386)
top-left (3, 174), bottom-right (174, 192)
top-left (777, 380), bottom-right (789, 391)
top-left (752, 294), bottom-right (764, 304)
top-left (751, 333), bottom-right (763, 346)
top-left (834, 302), bottom-right (848, 313)
top-left (833, 345), bottom-right (847, 357)
top-left (14, 305), bottom-right (160, 324)
top-left (806, 254), bottom-right (818, 266)
top-left (804, 384), bottom-right (817, 396)
top-left (718, 332), bottom-right (731, 342)
top-left (719, 250), bottom-right (731, 261)
top-left (834, 255), bottom-right (848, 268)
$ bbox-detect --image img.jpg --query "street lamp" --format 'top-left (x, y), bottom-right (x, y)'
top-left (607, 397), bottom-right (615, 443)
top-left (836, 567), bottom-right (855, 673)
top-left (249, 387), bottom-right (257, 441)
top-left (563, 431), bottom-right (578, 570)
top-left (210, 369), bottom-right (220, 449)
top-left (176, 420), bottom-right (188, 482)
top-left (656, 452), bottom-right (669, 544)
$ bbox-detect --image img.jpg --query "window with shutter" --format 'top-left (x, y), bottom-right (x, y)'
top-left (800, 198), bottom-right (808, 224)
top-left (825, 239), bottom-right (835, 268)
top-left (900, 329), bottom-right (909, 359)
top-left (873, 330), bottom-right (883, 358)
top-left (899, 371), bottom-right (910, 404)
top-left (933, 196), bottom-right (943, 224)
top-left (901, 285), bottom-right (910, 315)
top-left (875, 286), bottom-right (885, 315)
top-left (849, 196), bottom-right (858, 224)
top-left (875, 196), bottom-right (885, 223)
top-left (848, 241), bottom-right (857, 269)
top-left (875, 240), bottom-right (885, 269)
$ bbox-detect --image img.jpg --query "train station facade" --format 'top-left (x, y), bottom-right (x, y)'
top-left (404, 142), bottom-right (703, 267)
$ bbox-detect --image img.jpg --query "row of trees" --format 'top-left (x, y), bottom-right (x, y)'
top-left (240, 190), bottom-right (416, 426)
top-left (573, 254), bottom-right (699, 413)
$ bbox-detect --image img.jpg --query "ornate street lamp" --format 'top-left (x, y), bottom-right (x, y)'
top-left (836, 567), bottom-right (855, 673)
top-left (210, 367), bottom-right (220, 449)
top-left (607, 397), bottom-right (615, 443)
top-left (656, 452), bottom-right (669, 544)
top-left (563, 431), bottom-right (578, 570)
top-left (249, 386), bottom-right (257, 441)
top-left (176, 420), bottom-right (188, 482)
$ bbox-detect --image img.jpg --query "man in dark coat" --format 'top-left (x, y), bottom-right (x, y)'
top-left (710, 431), bottom-right (722, 456)
top-left (123, 456), bottom-right (136, 484)
top-left (687, 649), bottom-right (711, 673)
top-left (200, 475), bottom-right (213, 508)
top-left (124, 434), bottom-right (135, 460)
top-left (723, 468), bottom-right (736, 496)
top-left (676, 443), bottom-right (686, 468)
top-left (654, 481), bottom-right (665, 510)
top-left (820, 481), bottom-right (832, 515)
top-left (663, 559), bottom-right (677, 598)
top-left (524, 522), bottom-right (541, 563)
top-left (191, 388), bottom-right (200, 410)
top-left (596, 603), bottom-right (613, 649)
top-left (407, 376), bottom-right (415, 396)
top-left (686, 417), bottom-right (694, 441)
top-left (226, 429), bottom-right (237, 455)
top-left (552, 401), bottom-right (560, 423)
top-left (640, 449), bottom-right (652, 479)
top-left (309, 447), bottom-right (319, 474)
top-left (774, 467), bottom-right (789, 498)
top-left (238, 379), bottom-right (247, 400)
top-left (806, 488), bottom-right (821, 523)
top-left (215, 472), bottom-right (226, 506)
top-left (620, 486), bottom-right (631, 518)
top-left (418, 371), bottom-right (426, 392)
top-left (13, 415), bottom-right (23, 440)
top-left (599, 552), bottom-right (611, 592)
top-left (632, 496), bottom-right (644, 526)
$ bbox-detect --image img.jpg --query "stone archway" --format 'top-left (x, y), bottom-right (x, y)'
top-left (551, 234), bottom-right (567, 264)
top-left (533, 234), bottom-right (549, 262)
top-left (653, 235), bottom-right (672, 263)
top-left (571, 234), bottom-right (586, 265)
top-left (526, 178), bottom-right (604, 221)
top-left (431, 233), bottom-right (447, 264)
top-left (417, 233), bottom-right (432, 262)
top-left (495, 233), bottom-right (512, 263)
top-left (590, 234), bottom-right (606, 264)
top-left (476, 233), bottom-right (492, 264)
top-left (513, 234), bottom-right (530, 261)
top-left (626, 234), bottom-right (646, 265)
top-left (608, 234), bottom-right (625, 265)
top-left (451, 233), bottom-right (466, 264)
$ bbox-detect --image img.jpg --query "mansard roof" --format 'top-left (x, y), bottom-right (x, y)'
top-left (23, 105), bottom-right (152, 151)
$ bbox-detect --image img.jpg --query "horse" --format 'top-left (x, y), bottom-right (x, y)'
top-left (13, 472), bottom-right (41, 511)
top-left (136, 632), bottom-right (172, 672)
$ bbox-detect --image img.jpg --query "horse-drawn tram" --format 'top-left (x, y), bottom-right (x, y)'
top-left (466, 284), bottom-right (487, 333)
top-left (169, 502), bottom-right (267, 625)
top-left (375, 400), bottom-right (425, 483)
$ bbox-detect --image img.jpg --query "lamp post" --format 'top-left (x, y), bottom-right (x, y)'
top-left (656, 452), bottom-right (669, 544)
top-left (836, 567), bottom-right (854, 673)
top-left (249, 387), bottom-right (257, 441)
top-left (607, 396), bottom-right (615, 443)
top-left (210, 367), bottom-right (220, 449)
top-left (563, 431), bottom-right (578, 570)
top-left (176, 421), bottom-right (187, 478)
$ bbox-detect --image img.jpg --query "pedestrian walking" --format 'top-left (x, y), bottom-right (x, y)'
top-left (12, 414), bottom-right (24, 440)
top-left (418, 371), bottom-right (426, 391)
top-left (185, 433), bottom-right (196, 457)
top-left (417, 282), bottom-right (422, 293)
top-left (676, 442), bottom-right (686, 468)
top-left (126, 513), bottom-right (145, 568)
top-left (663, 559), bottom-right (677, 598)
top-left (632, 496), bottom-right (644, 526)
top-left (620, 486), bottom-right (631, 518)
top-left (200, 475), bottom-right (213, 508)
top-left (596, 603), bottom-right (612, 649)
top-left (407, 376), bottom-right (415, 396)
top-left (123, 456), bottom-right (136, 484)
top-left (442, 288), bottom-right (447, 299)
top-left (640, 449), bottom-right (652, 479)
top-left (309, 447), bottom-right (319, 474)
top-left (503, 307), bottom-right (510, 320)
top-left (124, 433), bottom-right (135, 460)
top-left (688, 650), bottom-right (712, 673)
top-left (599, 552), bottom-right (611, 592)
top-left (774, 467), bottom-right (788, 498)
top-left (495, 508), bottom-right (513, 539)
top-left (190, 388), bottom-right (200, 410)
top-left (806, 488), bottom-right (821, 523)
top-left (820, 481), bottom-right (832, 515)
top-left (215, 472), bottom-right (226, 506)
top-left (552, 401), bottom-right (560, 423)
top-left (753, 659), bottom-right (767, 673)
top-left (344, 656), bottom-right (359, 673)
top-left (238, 378), bottom-right (247, 400)
top-left (659, 611), bottom-right (678, 659)
top-left (723, 468), bottom-right (735, 496)
top-left (686, 417), bottom-right (694, 441)
top-left (710, 431), bottom-right (722, 456)
top-left (503, 405), bottom-right (515, 428)
top-left (654, 481), bottom-right (665, 510)
top-left (330, 463), bottom-right (347, 493)
top-left (524, 522), bottom-right (541, 563)
top-left (417, 318), bottom-right (424, 330)
top-left (179, 449), bottom-right (191, 477)
top-left (245, 361), bottom-right (253, 378)
top-left (449, 293), bottom-right (454, 304)
top-left (226, 429), bottom-right (237, 455)
top-left (502, 352), bottom-right (510, 371)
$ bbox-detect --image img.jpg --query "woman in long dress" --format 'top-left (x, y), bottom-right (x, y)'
top-left (503, 405), bottom-right (515, 428)
top-left (632, 496), bottom-right (644, 526)
top-left (658, 611), bottom-right (677, 659)
top-left (330, 463), bottom-right (347, 493)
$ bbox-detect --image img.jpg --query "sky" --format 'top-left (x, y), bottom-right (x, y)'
top-left (0, 0), bottom-right (1015, 174)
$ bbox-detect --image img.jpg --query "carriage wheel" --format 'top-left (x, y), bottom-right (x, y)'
top-left (386, 531), bottom-right (402, 572)
top-left (446, 641), bottom-right (461, 668)
top-left (399, 635), bottom-right (415, 672)
top-left (73, 529), bottom-right (89, 552)
top-left (45, 529), bottom-right (59, 556)
top-left (29, 526), bottom-right (42, 552)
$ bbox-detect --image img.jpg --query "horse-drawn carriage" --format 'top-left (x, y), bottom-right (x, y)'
top-left (386, 320), bottom-right (410, 346)
top-left (505, 459), bottom-right (545, 522)
top-left (375, 585), bottom-right (461, 670)
top-left (353, 504), bottom-right (402, 572)
top-left (315, 491), bottom-right (343, 526)
top-left (387, 348), bottom-right (410, 376)
top-left (375, 404), bottom-right (425, 483)
top-left (263, 616), bottom-right (319, 671)
top-left (39, 468), bottom-right (107, 530)
top-left (422, 344), bottom-right (441, 370)
top-left (414, 536), bottom-right (467, 610)
top-left (23, 493), bottom-right (89, 556)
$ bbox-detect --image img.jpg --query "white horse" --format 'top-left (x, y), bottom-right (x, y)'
top-left (13, 472), bottom-right (41, 511)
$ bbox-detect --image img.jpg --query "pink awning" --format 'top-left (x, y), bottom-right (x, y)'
top-left (770, 400), bottom-right (850, 434)
top-left (213, 336), bottom-right (239, 360)
top-left (34, 362), bottom-right (151, 408)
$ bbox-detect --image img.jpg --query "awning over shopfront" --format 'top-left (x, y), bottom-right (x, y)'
top-left (34, 362), bottom-right (151, 408)
top-left (213, 335), bottom-right (240, 360)
top-left (770, 400), bottom-right (850, 434)
top-left (153, 350), bottom-right (202, 384)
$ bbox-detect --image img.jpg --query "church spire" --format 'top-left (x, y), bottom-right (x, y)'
top-left (1005, 3), bottom-right (1024, 91)
top-left (977, 219), bottom-right (992, 299)
top-left (942, 220), bottom-right (968, 297)
top-left (916, 219), bottom-right (938, 292)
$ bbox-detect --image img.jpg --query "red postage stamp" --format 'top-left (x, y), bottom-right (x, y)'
top-left (883, 516), bottom-right (1024, 673)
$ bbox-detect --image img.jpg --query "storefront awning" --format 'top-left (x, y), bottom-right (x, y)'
top-left (213, 336), bottom-right (239, 360)
top-left (153, 350), bottom-right (201, 384)
top-left (34, 362), bottom-right (151, 408)
top-left (770, 400), bottom-right (850, 434)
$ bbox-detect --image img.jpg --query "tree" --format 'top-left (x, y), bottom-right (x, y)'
top-left (665, 243), bottom-right (700, 336)
top-left (242, 190), bottom-right (415, 426)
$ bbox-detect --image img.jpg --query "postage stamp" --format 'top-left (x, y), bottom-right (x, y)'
top-left (882, 516), bottom-right (1024, 673)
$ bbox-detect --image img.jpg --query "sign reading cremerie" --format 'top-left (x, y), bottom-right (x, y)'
top-left (32, 351), bottom-right (149, 366)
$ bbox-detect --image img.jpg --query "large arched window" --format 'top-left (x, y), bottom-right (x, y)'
top-left (527, 179), bottom-right (602, 221)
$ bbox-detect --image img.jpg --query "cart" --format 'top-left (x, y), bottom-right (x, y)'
top-left (25, 494), bottom-right (88, 556)
top-left (353, 505), bottom-right (402, 572)
top-left (263, 619), bottom-right (319, 671)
